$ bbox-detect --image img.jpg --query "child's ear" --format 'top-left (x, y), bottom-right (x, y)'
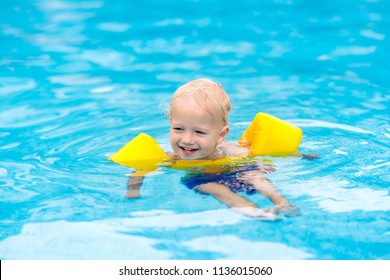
top-left (218, 126), bottom-right (229, 144)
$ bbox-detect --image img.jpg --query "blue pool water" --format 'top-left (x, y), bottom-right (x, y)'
top-left (0, 0), bottom-right (389, 260)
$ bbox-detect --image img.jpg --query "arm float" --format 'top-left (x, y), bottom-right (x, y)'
top-left (108, 133), bottom-right (170, 172)
top-left (239, 113), bottom-right (302, 157)
top-left (108, 133), bottom-right (239, 172)
top-left (109, 112), bottom-right (302, 171)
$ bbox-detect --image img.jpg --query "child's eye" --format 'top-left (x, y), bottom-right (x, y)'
top-left (173, 127), bottom-right (183, 131)
top-left (195, 130), bottom-right (206, 135)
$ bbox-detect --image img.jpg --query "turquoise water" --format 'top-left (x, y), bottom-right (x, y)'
top-left (1, 0), bottom-right (389, 259)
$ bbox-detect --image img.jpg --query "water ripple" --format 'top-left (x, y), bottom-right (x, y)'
top-left (292, 119), bottom-right (375, 134)
top-left (1, 0), bottom-right (389, 260)
top-left (0, 106), bottom-right (67, 128)
top-left (96, 22), bottom-right (131, 32)
top-left (48, 74), bottom-right (110, 85)
top-left (0, 77), bottom-right (37, 95)
top-left (124, 38), bottom-right (255, 57)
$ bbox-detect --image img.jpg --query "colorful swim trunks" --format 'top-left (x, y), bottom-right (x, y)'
top-left (180, 164), bottom-right (274, 194)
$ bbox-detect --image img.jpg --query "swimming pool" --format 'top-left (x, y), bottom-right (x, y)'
top-left (0, 0), bottom-right (389, 260)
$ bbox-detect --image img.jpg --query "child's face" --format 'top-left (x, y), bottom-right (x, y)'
top-left (169, 97), bottom-right (228, 160)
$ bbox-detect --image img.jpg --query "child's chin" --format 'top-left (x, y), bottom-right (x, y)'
top-left (181, 155), bottom-right (199, 160)
top-left (180, 152), bottom-right (202, 160)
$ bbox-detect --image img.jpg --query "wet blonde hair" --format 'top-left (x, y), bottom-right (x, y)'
top-left (169, 79), bottom-right (231, 127)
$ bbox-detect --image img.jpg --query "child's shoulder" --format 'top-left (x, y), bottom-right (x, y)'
top-left (166, 152), bottom-right (179, 160)
top-left (221, 142), bottom-right (250, 158)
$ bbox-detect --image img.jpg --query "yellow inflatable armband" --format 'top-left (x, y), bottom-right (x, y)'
top-left (108, 133), bottom-right (170, 172)
top-left (108, 133), bottom-right (246, 173)
top-left (166, 157), bottom-right (249, 173)
top-left (238, 112), bottom-right (302, 157)
top-left (109, 112), bottom-right (302, 172)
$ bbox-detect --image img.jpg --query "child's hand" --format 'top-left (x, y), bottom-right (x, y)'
top-left (274, 204), bottom-right (302, 217)
top-left (302, 153), bottom-right (319, 160)
top-left (124, 190), bottom-right (141, 199)
top-left (231, 207), bottom-right (281, 221)
top-left (126, 174), bottom-right (144, 199)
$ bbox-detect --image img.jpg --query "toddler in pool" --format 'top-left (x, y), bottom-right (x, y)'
top-left (126, 79), bottom-right (305, 220)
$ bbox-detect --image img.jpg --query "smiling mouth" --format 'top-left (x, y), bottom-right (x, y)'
top-left (179, 146), bottom-right (199, 155)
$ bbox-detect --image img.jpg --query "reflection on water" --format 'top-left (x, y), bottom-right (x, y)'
top-left (0, 210), bottom-right (314, 259)
top-left (0, 0), bottom-right (389, 259)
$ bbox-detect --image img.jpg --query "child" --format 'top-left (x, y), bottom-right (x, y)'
top-left (125, 79), bottom-right (307, 220)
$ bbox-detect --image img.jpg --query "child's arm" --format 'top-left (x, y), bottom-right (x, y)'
top-left (196, 182), bottom-right (279, 220)
top-left (124, 150), bottom-right (175, 199)
top-left (225, 142), bottom-right (318, 160)
top-left (240, 171), bottom-right (289, 206)
top-left (290, 152), bottom-right (319, 160)
top-left (197, 182), bottom-right (258, 208)
top-left (125, 173), bottom-right (144, 198)
top-left (240, 170), bottom-right (301, 217)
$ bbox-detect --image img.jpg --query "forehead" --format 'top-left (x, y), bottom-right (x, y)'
top-left (170, 94), bottom-right (225, 127)
top-left (171, 97), bottom-right (210, 117)
top-left (170, 98), bottom-right (217, 124)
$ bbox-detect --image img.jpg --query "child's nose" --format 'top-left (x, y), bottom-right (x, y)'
top-left (182, 132), bottom-right (195, 144)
